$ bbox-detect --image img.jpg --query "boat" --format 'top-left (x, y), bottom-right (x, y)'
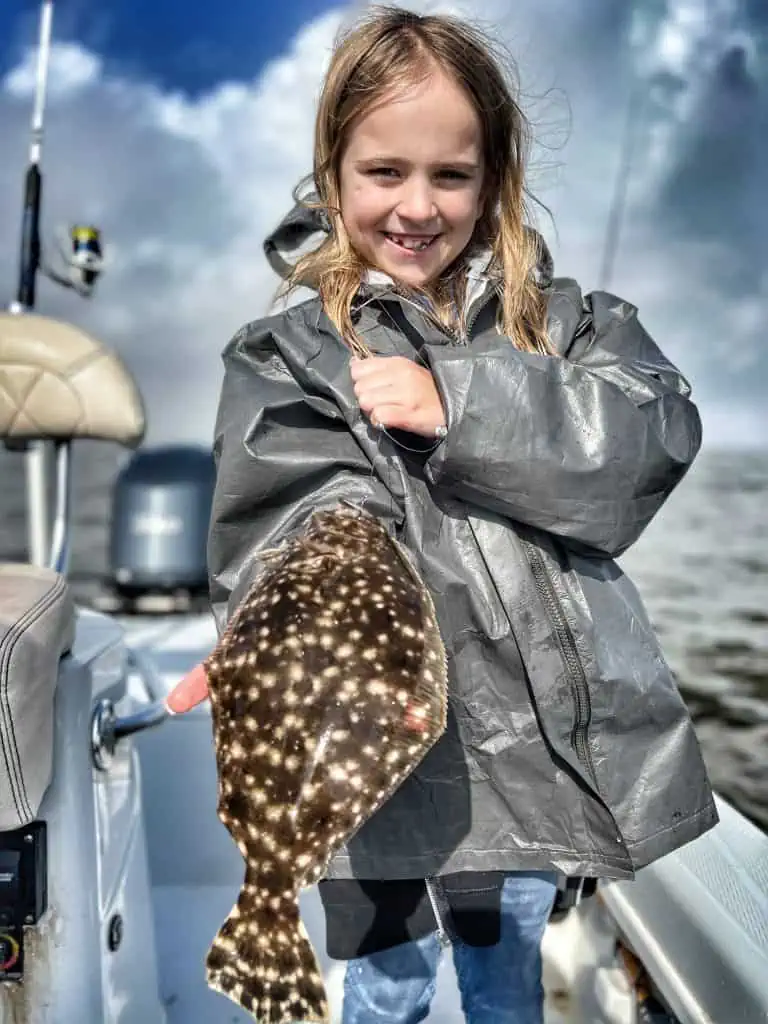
top-left (2, 4), bottom-right (767, 1022)
top-left (2, 310), bottom-right (768, 1024)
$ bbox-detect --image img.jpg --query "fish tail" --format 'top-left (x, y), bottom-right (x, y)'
top-left (206, 888), bottom-right (329, 1024)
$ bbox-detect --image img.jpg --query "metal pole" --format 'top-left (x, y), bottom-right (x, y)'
top-left (597, 83), bottom-right (643, 294)
top-left (9, 0), bottom-right (55, 565)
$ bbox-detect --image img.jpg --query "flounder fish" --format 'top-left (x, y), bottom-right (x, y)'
top-left (203, 505), bottom-right (448, 1023)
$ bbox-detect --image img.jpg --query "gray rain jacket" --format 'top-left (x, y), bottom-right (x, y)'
top-left (208, 206), bottom-right (718, 883)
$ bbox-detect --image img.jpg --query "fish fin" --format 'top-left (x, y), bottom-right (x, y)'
top-left (206, 892), bottom-right (329, 1024)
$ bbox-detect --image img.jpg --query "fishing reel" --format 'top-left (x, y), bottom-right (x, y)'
top-left (42, 225), bottom-right (106, 297)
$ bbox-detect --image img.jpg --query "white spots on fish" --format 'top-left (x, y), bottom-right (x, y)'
top-left (328, 764), bottom-right (349, 783)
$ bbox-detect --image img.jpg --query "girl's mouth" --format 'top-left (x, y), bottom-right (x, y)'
top-left (382, 232), bottom-right (440, 254)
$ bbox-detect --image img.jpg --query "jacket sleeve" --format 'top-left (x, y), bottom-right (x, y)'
top-left (422, 291), bottom-right (702, 558)
top-left (208, 320), bottom-right (403, 633)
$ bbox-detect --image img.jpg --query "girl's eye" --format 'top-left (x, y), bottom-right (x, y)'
top-left (363, 167), bottom-right (472, 183)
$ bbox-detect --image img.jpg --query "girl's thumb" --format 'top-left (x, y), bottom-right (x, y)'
top-left (166, 662), bottom-right (210, 714)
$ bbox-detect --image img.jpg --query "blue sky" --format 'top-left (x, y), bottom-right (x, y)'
top-left (0, 1), bottom-right (766, 447)
top-left (2, 0), bottom-right (337, 93)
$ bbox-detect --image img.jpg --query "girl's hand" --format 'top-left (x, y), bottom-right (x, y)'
top-left (166, 662), bottom-right (210, 714)
top-left (350, 356), bottom-right (446, 438)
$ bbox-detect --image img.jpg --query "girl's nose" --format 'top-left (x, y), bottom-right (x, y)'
top-left (396, 178), bottom-right (437, 223)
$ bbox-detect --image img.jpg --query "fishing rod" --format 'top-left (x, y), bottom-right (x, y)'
top-left (7, 0), bottom-right (107, 564)
top-left (597, 80), bottom-right (644, 293)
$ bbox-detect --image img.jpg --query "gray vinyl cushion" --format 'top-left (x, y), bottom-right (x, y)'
top-left (0, 564), bottom-right (75, 829)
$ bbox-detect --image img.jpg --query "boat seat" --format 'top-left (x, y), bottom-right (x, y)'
top-left (602, 796), bottom-right (768, 1023)
top-left (0, 312), bottom-right (145, 445)
top-left (0, 564), bottom-right (75, 830)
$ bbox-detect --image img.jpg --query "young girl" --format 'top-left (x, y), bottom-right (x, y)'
top-left (168, 7), bottom-right (717, 1022)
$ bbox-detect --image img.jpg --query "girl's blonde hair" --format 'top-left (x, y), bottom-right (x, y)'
top-left (286, 5), bottom-right (552, 356)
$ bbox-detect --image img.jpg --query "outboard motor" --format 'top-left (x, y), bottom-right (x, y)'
top-left (103, 445), bottom-right (215, 613)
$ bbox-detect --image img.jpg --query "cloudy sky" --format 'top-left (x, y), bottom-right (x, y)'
top-left (1, 0), bottom-right (766, 447)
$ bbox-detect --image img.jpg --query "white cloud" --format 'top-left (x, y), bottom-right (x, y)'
top-left (3, 41), bottom-right (101, 100)
top-left (0, 0), bottom-right (765, 449)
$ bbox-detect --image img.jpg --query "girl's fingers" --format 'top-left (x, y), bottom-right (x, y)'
top-left (350, 355), bottom-right (392, 380)
top-left (355, 381), bottom-right (400, 410)
top-left (166, 662), bottom-right (210, 714)
top-left (370, 404), bottom-right (417, 432)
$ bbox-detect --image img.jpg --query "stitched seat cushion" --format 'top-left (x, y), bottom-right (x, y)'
top-left (0, 564), bottom-right (75, 829)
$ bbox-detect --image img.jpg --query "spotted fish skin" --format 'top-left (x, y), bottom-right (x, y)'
top-left (203, 506), bottom-right (448, 1023)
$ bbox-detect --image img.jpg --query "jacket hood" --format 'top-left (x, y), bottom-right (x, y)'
top-left (263, 194), bottom-right (555, 293)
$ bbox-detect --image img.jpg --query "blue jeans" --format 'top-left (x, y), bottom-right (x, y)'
top-left (341, 871), bottom-right (557, 1023)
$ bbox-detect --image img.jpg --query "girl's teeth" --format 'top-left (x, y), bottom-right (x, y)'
top-left (387, 234), bottom-right (433, 251)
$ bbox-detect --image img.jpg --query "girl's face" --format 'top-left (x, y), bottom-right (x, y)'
top-left (338, 68), bottom-right (486, 292)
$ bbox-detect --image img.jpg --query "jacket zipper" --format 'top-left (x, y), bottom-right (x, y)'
top-left (519, 536), bottom-right (599, 790)
top-left (386, 284), bottom-right (496, 346)
top-left (424, 876), bottom-right (452, 948)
